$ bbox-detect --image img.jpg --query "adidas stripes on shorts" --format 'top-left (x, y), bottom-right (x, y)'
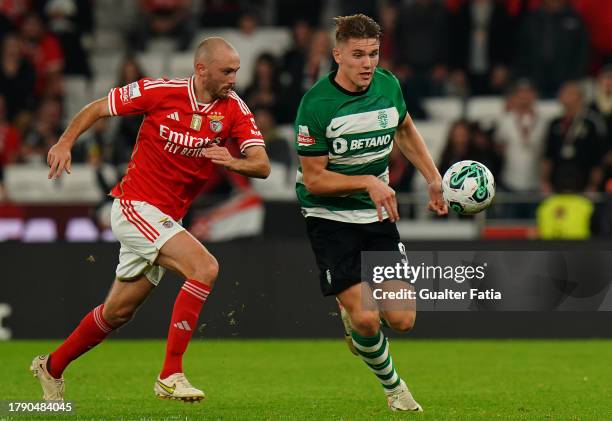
top-left (110, 199), bottom-right (184, 286)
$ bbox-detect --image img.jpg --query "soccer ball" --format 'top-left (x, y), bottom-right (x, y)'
top-left (442, 160), bottom-right (495, 215)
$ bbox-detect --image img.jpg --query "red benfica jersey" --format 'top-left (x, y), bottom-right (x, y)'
top-left (107, 76), bottom-right (265, 220)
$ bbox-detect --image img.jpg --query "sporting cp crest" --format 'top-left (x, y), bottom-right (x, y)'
top-left (208, 114), bottom-right (224, 133)
top-left (377, 110), bottom-right (388, 128)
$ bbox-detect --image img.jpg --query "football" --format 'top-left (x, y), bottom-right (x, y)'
top-left (442, 160), bottom-right (495, 215)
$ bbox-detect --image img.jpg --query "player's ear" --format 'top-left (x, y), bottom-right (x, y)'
top-left (195, 61), bottom-right (206, 77)
top-left (332, 47), bottom-right (341, 65)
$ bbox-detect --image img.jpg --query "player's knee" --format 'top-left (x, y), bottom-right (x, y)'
top-left (102, 305), bottom-right (136, 328)
top-left (389, 313), bottom-right (416, 333)
top-left (351, 312), bottom-right (380, 337)
top-left (191, 254), bottom-right (219, 286)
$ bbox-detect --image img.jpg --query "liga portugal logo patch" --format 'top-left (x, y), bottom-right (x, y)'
top-left (297, 125), bottom-right (315, 146)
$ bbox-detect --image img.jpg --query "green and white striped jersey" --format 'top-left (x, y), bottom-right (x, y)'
top-left (294, 67), bottom-right (407, 223)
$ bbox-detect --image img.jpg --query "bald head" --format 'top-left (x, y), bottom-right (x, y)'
top-left (193, 37), bottom-right (240, 100)
top-left (194, 37), bottom-right (238, 65)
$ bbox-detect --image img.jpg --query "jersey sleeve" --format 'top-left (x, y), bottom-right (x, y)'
top-left (390, 73), bottom-right (408, 123)
top-left (294, 95), bottom-right (328, 156)
top-left (107, 78), bottom-right (158, 116)
top-left (228, 94), bottom-right (266, 155)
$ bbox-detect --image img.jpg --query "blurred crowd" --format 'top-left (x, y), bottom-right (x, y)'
top-left (1, 0), bottom-right (612, 226)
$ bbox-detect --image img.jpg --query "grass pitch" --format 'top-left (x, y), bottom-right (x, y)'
top-left (1, 339), bottom-right (611, 420)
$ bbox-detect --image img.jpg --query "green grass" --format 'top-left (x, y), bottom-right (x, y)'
top-left (1, 339), bottom-right (611, 420)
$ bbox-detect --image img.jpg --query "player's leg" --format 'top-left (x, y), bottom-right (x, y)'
top-left (360, 220), bottom-right (422, 411)
top-left (30, 275), bottom-right (154, 400)
top-left (379, 289), bottom-right (416, 333)
top-left (152, 230), bottom-right (218, 401)
top-left (305, 216), bottom-right (420, 411)
top-left (337, 283), bottom-right (421, 411)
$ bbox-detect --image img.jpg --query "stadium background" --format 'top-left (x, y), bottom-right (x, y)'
top-left (1, 0), bottom-right (611, 334)
top-left (1, 1), bottom-right (611, 418)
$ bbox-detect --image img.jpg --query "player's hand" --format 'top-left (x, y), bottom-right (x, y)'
top-left (427, 179), bottom-right (448, 216)
top-left (47, 141), bottom-right (72, 179)
top-left (203, 145), bottom-right (236, 169)
top-left (366, 177), bottom-right (399, 222)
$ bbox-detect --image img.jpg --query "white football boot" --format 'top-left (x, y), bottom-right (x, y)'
top-left (336, 298), bottom-right (359, 356)
top-left (385, 380), bottom-right (423, 412)
top-left (154, 373), bottom-right (205, 402)
top-left (30, 354), bottom-right (65, 401)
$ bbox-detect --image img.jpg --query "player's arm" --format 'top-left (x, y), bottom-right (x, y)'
top-left (299, 155), bottom-right (399, 222)
top-left (203, 145), bottom-right (271, 179)
top-left (394, 113), bottom-right (448, 215)
top-left (47, 97), bottom-right (110, 179)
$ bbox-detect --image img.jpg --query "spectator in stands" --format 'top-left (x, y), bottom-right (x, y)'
top-left (200, 0), bottom-right (244, 27)
top-left (379, 2), bottom-right (427, 120)
top-left (536, 192), bottom-right (594, 239)
top-left (590, 65), bottom-right (612, 136)
top-left (449, 0), bottom-right (513, 96)
top-left (438, 119), bottom-right (474, 174)
top-left (591, 179), bottom-right (612, 237)
top-left (21, 97), bottom-right (63, 164)
top-left (44, 0), bottom-right (91, 77)
top-left (377, 2), bottom-right (397, 70)
top-left (19, 13), bottom-right (64, 96)
top-left (541, 81), bottom-right (607, 194)
top-left (243, 53), bottom-right (281, 116)
top-left (394, 0), bottom-right (448, 99)
top-left (0, 0), bottom-right (31, 32)
top-left (590, 66), bottom-right (612, 190)
top-left (0, 12), bottom-right (16, 43)
top-left (337, 0), bottom-right (378, 20)
top-left (131, 0), bottom-right (194, 51)
top-left (253, 107), bottom-right (292, 172)
top-left (34, 0), bottom-right (94, 35)
top-left (223, 11), bottom-right (281, 91)
top-left (517, 0), bottom-right (588, 98)
top-left (502, 0), bottom-right (541, 20)
top-left (0, 95), bottom-right (22, 195)
top-left (303, 29), bottom-right (333, 90)
top-left (573, 0), bottom-right (612, 71)
top-left (495, 80), bottom-right (547, 193)
top-left (276, 0), bottom-right (322, 27)
top-left (471, 123), bottom-right (500, 176)
top-left (280, 20), bottom-right (312, 94)
top-left (0, 33), bottom-right (35, 125)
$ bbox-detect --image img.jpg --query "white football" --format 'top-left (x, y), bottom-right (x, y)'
top-left (442, 160), bottom-right (495, 215)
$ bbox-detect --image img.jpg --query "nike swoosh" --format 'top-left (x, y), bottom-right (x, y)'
top-left (157, 380), bottom-right (176, 394)
top-left (330, 122), bottom-right (347, 132)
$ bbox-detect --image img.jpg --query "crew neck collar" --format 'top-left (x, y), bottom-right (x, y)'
top-left (329, 70), bottom-right (372, 96)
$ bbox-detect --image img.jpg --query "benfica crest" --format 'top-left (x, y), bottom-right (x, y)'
top-left (208, 113), bottom-right (224, 133)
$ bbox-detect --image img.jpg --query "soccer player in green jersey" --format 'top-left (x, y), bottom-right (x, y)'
top-left (294, 14), bottom-right (448, 411)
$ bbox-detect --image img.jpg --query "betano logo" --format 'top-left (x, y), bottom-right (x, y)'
top-left (332, 134), bottom-right (392, 154)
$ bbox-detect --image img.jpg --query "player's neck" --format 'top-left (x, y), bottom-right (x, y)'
top-left (193, 75), bottom-right (214, 104)
top-left (334, 69), bottom-right (368, 93)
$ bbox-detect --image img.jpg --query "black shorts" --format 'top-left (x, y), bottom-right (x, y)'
top-left (305, 216), bottom-right (403, 296)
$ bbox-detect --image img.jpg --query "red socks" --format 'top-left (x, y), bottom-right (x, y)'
top-left (48, 304), bottom-right (113, 378)
top-left (160, 280), bottom-right (210, 379)
top-left (47, 280), bottom-right (210, 380)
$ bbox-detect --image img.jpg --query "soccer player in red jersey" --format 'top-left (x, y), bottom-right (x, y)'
top-left (30, 37), bottom-right (270, 402)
